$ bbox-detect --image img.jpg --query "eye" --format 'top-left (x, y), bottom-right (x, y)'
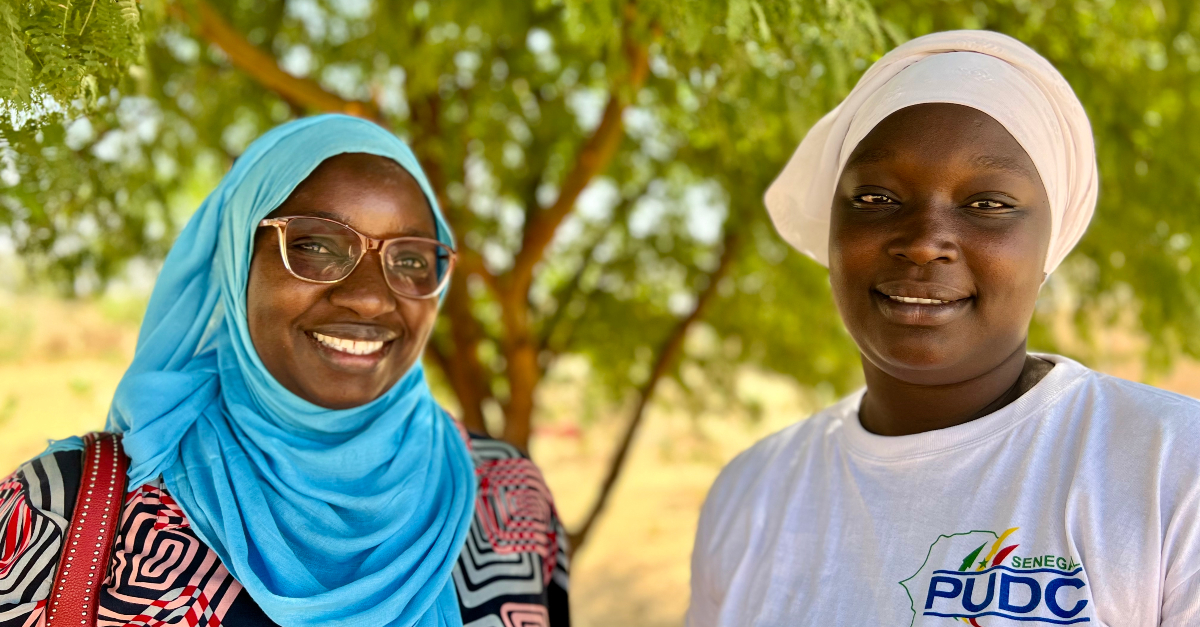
top-left (390, 255), bottom-right (429, 271)
top-left (967, 199), bottom-right (1011, 209)
top-left (855, 193), bottom-right (897, 205)
top-left (293, 240), bottom-right (334, 255)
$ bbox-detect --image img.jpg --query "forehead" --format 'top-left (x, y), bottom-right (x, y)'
top-left (294, 153), bottom-right (424, 200)
top-left (277, 153), bottom-right (437, 237)
top-left (843, 103), bottom-right (1040, 184)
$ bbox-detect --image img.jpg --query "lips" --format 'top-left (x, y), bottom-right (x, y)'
top-left (311, 332), bottom-right (385, 355)
top-left (874, 280), bottom-right (972, 302)
top-left (872, 280), bottom-right (973, 326)
top-left (887, 295), bottom-right (955, 305)
top-left (303, 323), bottom-right (400, 370)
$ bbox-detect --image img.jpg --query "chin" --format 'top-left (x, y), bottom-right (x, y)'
top-left (863, 339), bottom-right (973, 384)
top-left (288, 349), bottom-right (421, 410)
top-left (299, 378), bottom-right (390, 410)
top-left (315, 393), bottom-right (385, 411)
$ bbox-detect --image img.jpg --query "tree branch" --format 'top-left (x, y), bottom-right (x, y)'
top-left (495, 6), bottom-right (652, 450)
top-left (437, 271), bottom-right (494, 435)
top-left (536, 192), bottom-right (639, 356)
top-left (401, 90), bottom-right (503, 439)
top-left (566, 224), bottom-right (741, 554)
top-left (171, 0), bottom-right (380, 120)
top-left (406, 93), bottom-right (500, 296)
top-left (535, 237), bottom-right (603, 357)
top-left (503, 5), bottom-right (651, 300)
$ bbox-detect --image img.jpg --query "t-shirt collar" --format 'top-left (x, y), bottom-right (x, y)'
top-left (837, 353), bottom-right (1091, 462)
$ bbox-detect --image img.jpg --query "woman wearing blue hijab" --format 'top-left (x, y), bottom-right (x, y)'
top-left (0, 115), bottom-right (570, 627)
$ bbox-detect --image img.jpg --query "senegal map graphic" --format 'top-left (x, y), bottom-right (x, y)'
top-left (900, 527), bottom-right (1092, 625)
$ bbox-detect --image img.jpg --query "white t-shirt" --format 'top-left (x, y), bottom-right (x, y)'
top-left (687, 355), bottom-right (1200, 626)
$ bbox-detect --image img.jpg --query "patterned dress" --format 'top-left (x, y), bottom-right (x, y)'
top-left (0, 431), bottom-right (569, 627)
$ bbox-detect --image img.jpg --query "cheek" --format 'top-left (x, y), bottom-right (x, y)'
top-left (246, 249), bottom-right (317, 355)
top-left (246, 254), bottom-right (287, 359)
top-left (968, 228), bottom-right (1048, 326)
top-left (977, 221), bottom-right (1048, 284)
top-left (399, 300), bottom-right (439, 343)
top-left (828, 224), bottom-right (877, 310)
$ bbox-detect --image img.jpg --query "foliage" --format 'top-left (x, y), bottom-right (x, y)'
top-left (4, 0), bottom-right (1200, 547)
top-left (0, 0), bottom-right (881, 430)
top-left (0, 0), bottom-right (153, 111)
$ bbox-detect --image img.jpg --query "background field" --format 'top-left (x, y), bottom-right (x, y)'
top-left (4, 291), bottom-right (1197, 627)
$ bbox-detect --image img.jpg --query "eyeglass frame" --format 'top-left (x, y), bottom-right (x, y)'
top-left (257, 216), bottom-right (457, 300)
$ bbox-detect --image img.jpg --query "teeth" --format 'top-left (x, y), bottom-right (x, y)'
top-left (312, 332), bottom-right (385, 355)
top-left (889, 295), bottom-right (950, 305)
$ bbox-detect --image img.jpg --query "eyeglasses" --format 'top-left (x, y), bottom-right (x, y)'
top-left (258, 216), bottom-right (456, 299)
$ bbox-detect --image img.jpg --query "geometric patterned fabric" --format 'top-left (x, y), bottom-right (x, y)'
top-left (0, 431), bottom-right (569, 627)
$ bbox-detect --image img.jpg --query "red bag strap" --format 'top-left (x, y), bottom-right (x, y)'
top-left (44, 432), bottom-right (128, 627)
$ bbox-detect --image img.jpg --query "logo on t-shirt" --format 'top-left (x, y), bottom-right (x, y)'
top-left (899, 527), bottom-right (1092, 625)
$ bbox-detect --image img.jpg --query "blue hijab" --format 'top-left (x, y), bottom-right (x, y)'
top-left (106, 114), bottom-right (476, 627)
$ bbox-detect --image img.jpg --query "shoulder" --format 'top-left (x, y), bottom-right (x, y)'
top-left (454, 431), bottom-right (570, 618)
top-left (695, 397), bottom-right (854, 549)
top-left (4, 438), bottom-right (85, 519)
top-left (464, 430), bottom-right (533, 463)
top-left (706, 397), bottom-right (853, 510)
top-left (1043, 353), bottom-right (1198, 410)
top-left (1054, 355), bottom-right (1200, 442)
top-left (1086, 367), bottom-right (1200, 416)
top-left (461, 430), bottom-right (558, 516)
top-left (0, 439), bottom-right (86, 616)
top-left (1034, 357), bottom-right (1200, 517)
top-left (461, 429), bottom-right (560, 525)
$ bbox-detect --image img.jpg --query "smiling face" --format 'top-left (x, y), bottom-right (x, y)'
top-left (247, 152), bottom-right (440, 409)
top-left (829, 103), bottom-right (1052, 386)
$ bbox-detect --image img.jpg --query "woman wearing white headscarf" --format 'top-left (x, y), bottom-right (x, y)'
top-left (687, 31), bottom-right (1200, 625)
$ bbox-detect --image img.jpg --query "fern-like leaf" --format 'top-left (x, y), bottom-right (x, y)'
top-left (119, 0), bottom-right (139, 27)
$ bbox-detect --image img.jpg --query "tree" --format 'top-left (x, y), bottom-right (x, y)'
top-left (4, 0), bottom-right (1200, 553)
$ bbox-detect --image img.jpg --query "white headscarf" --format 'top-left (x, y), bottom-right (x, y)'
top-left (764, 30), bottom-right (1098, 274)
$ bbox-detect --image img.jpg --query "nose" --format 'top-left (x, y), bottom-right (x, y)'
top-left (886, 200), bottom-right (960, 266)
top-left (327, 252), bottom-right (399, 318)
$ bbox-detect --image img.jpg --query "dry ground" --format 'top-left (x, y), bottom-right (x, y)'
top-left (2, 293), bottom-right (1197, 627)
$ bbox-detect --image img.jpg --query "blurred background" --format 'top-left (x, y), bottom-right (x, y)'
top-left (4, 0), bottom-right (1200, 625)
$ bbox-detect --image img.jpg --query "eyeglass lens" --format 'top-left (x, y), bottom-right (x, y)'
top-left (282, 217), bottom-right (449, 297)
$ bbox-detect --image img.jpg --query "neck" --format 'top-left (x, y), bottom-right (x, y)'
top-left (858, 343), bottom-right (1052, 436)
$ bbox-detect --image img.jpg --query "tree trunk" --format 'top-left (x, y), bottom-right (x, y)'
top-left (567, 226), bottom-right (740, 554)
top-left (440, 275), bottom-right (491, 434)
top-left (500, 291), bottom-right (539, 450)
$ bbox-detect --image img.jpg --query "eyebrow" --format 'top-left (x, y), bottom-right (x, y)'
top-left (847, 147), bottom-right (895, 167)
top-left (846, 148), bottom-right (1037, 181)
top-left (307, 210), bottom-right (438, 239)
top-left (971, 154), bottom-right (1036, 179)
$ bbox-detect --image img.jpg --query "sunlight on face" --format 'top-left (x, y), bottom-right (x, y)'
top-left (828, 103), bottom-right (1052, 386)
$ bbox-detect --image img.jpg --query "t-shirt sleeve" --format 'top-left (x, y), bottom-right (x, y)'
top-left (685, 485), bottom-right (723, 627)
top-left (456, 431), bottom-right (571, 626)
top-left (685, 449), bottom-right (759, 627)
top-left (1159, 470), bottom-right (1200, 624)
top-left (1160, 571), bottom-right (1200, 624)
top-left (1158, 404), bottom-right (1200, 626)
